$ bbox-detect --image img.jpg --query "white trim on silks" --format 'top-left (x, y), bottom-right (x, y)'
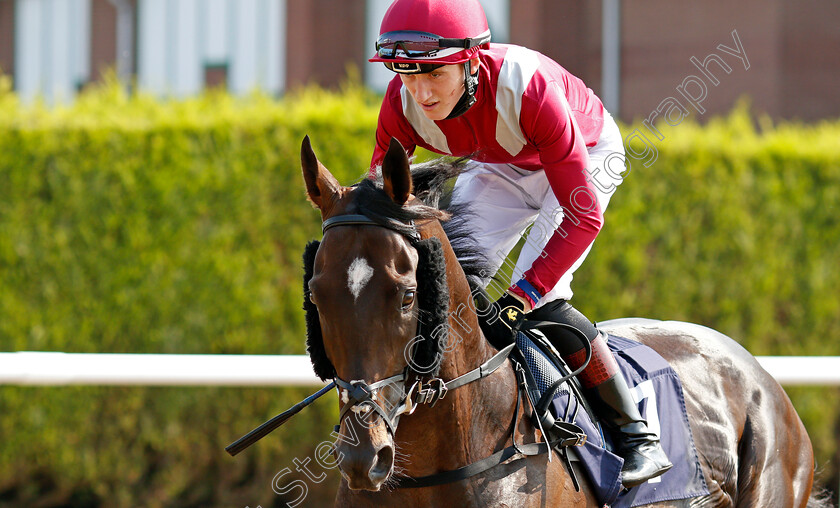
top-left (451, 112), bottom-right (625, 307)
top-left (495, 46), bottom-right (541, 156)
top-left (401, 86), bottom-right (451, 154)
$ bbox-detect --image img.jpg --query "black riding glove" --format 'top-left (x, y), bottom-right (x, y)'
top-left (496, 292), bottom-right (528, 331)
top-left (475, 291), bottom-right (528, 349)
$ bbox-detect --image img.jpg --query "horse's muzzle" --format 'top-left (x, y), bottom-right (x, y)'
top-left (336, 438), bottom-right (395, 491)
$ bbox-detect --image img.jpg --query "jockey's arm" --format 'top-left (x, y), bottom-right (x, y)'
top-left (507, 81), bottom-right (604, 308)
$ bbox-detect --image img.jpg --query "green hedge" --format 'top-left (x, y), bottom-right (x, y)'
top-left (0, 77), bottom-right (838, 506)
top-left (0, 78), bottom-right (380, 507)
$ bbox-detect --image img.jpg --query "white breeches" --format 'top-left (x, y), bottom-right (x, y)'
top-left (450, 112), bottom-right (625, 308)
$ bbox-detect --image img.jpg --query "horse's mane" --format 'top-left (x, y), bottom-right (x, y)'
top-left (361, 157), bottom-right (491, 290)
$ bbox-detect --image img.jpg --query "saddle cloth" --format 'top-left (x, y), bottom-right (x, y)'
top-left (514, 332), bottom-right (709, 507)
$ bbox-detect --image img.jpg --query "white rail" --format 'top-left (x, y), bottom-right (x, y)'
top-left (0, 352), bottom-right (838, 386)
top-left (0, 353), bottom-right (321, 386)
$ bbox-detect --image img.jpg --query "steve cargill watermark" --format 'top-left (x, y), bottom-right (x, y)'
top-left (268, 400), bottom-right (389, 507)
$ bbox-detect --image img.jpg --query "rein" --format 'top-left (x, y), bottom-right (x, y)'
top-left (331, 343), bottom-right (515, 438)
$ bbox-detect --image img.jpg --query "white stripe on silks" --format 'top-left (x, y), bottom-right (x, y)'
top-left (495, 46), bottom-right (541, 157)
top-left (401, 85), bottom-right (451, 154)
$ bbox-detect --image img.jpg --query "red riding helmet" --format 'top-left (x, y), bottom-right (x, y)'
top-left (369, 0), bottom-right (491, 73)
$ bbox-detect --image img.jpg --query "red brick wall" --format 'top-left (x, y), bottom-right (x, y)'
top-left (619, 0), bottom-right (781, 121)
top-left (779, 0), bottom-right (840, 120)
top-left (286, 0), bottom-right (366, 90)
top-left (3, 0), bottom-right (837, 121)
top-left (509, 0), bottom-right (600, 84)
top-left (505, 0), bottom-right (840, 122)
top-left (89, 0), bottom-right (117, 82)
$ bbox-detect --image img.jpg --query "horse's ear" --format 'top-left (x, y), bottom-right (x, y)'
top-left (381, 137), bottom-right (412, 206)
top-left (301, 135), bottom-right (340, 210)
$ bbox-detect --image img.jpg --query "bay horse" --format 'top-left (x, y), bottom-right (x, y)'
top-left (300, 135), bottom-right (818, 507)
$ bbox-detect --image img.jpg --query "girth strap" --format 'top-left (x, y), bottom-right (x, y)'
top-left (394, 441), bottom-right (553, 488)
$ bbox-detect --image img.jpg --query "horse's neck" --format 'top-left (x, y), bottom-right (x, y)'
top-left (394, 240), bottom-right (520, 476)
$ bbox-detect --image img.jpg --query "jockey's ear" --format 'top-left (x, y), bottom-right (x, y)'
top-left (381, 137), bottom-right (412, 206)
top-left (301, 135), bottom-right (341, 211)
top-left (469, 57), bottom-right (480, 74)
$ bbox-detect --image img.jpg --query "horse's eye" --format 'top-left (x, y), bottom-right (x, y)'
top-left (401, 290), bottom-right (416, 309)
top-left (307, 282), bottom-right (317, 306)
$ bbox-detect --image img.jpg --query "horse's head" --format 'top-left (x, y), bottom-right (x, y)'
top-left (300, 136), bottom-right (453, 490)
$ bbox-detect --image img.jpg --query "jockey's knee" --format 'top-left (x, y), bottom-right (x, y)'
top-left (528, 300), bottom-right (598, 355)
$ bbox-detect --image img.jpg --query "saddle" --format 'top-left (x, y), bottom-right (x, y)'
top-left (510, 326), bottom-right (709, 508)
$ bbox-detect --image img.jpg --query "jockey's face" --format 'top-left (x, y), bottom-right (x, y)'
top-left (399, 58), bottom-right (478, 121)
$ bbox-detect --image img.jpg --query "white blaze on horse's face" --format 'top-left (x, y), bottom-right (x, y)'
top-left (347, 257), bottom-right (374, 301)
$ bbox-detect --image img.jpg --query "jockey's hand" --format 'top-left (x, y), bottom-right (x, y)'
top-left (495, 292), bottom-right (529, 331)
top-left (474, 290), bottom-right (518, 348)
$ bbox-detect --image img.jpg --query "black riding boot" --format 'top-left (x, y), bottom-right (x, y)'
top-left (528, 301), bottom-right (672, 488)
top-left (586, 370), bottom-right (673, 487)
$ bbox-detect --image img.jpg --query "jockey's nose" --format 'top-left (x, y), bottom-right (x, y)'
top-left (412, 79), bottom-right (434, 102)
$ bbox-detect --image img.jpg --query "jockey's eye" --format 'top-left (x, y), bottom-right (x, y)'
top-left (401, 289), bottom-right (416, 309)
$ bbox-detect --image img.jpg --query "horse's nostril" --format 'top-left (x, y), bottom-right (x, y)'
top-left (369, 445), bottom-right (395, 483)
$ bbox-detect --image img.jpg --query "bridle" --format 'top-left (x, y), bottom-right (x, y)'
top-left (322, 214), bottom-right (514, 440)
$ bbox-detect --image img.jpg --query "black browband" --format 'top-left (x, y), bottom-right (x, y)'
top-left (322, 213), bottom-right (421, 243)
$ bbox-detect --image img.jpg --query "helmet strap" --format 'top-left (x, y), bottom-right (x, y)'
top-left (444, 60), bottom-right (479, 120)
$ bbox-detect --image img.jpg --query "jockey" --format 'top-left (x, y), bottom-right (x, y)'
top-left (368, 0), bottom-right (672, 488)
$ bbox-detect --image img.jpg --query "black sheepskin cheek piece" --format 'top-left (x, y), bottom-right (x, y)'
top-left (412, 237), bottom-right (449, 378)
top-left (302, 240), bottom-right (335, 381)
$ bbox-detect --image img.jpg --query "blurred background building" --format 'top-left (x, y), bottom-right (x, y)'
top-left (0, 0), bottom-right (837, 122)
